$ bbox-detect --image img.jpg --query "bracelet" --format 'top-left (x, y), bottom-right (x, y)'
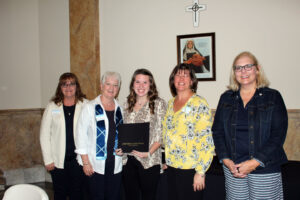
top-left (196, 172), bottom-right (205, 177)
top-left (148, 152), bottom-right (151, 158)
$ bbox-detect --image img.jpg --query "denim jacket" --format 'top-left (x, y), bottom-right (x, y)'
top-left (212, 87), bottom-right (288, 171)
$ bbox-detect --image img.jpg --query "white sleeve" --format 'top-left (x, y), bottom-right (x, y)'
top-left (39, 103), bottom-right (54, 165)
top-left (75, 103), bottom-right (92, 155)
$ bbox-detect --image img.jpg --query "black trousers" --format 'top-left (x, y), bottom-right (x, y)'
top-left (166, 166), bottom-right (203, 200)
top-left (50, 159), bottom-right (84, 200)
top-left (122, 156), bottom-right (160, 200)
top-left (87, 160), bottom-right (122, 200)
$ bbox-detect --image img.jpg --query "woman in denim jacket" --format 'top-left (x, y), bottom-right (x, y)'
top-left (212, 51), bottom-right (288, 200)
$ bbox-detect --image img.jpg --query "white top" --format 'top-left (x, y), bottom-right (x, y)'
top-left (75, 95), bottom-right (123, 174)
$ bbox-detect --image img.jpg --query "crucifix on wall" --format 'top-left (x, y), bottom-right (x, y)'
top-left (186, 0), bottom-right (206, 27)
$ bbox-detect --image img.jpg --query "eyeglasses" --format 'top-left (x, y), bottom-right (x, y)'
top-left (61, 82), bottom-right (76, 88)
top-left (234, 64), bottom-right (256, 72)
top-left (175, 73), bottom-right (190, 78)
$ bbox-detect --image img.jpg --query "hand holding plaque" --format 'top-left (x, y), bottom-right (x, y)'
top-left (118, 122), bottom-right (149, 153)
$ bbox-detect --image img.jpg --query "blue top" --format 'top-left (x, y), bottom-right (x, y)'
top-left (235, 94), bottom-right (250, 164)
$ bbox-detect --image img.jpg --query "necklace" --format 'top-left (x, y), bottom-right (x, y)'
top-left (137, 100), bottom-right (147, 106)
top-left (136, 96), bottom-right (148, 105)
top-left (64, 104), bottom-right (75, 117)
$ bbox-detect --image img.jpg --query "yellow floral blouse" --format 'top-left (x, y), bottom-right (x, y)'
top-left (162, 94), bottom-right (214, 174)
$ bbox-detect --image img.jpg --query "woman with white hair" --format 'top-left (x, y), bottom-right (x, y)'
top-left (75, 71), bottom-right (123, 200)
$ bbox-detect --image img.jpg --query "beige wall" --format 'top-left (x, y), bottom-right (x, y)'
top-left (39, 0), bottom-right (70, 107)
top-left (100, 0), bottom-right (300, 108)
top-left (0, 0), bottom-right (299, 109)
top-left (0, 0), bottom-right (41, 109)
top-left (0, 0), bottom-right (69, 109)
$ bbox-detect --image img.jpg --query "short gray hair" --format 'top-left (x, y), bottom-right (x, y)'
top-left (101, 71), bottom-right (122, 87)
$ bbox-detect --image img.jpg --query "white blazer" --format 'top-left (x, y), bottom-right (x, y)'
top-left (40, 99), bottom-right (87, 169)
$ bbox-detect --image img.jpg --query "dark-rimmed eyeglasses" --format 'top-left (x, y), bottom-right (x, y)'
top-left (61, 82), bottom-right (76, 88)
top-left (234, 64), bottom-right (256, 72)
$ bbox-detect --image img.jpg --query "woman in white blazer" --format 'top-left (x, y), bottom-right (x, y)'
top-left (75, 71), bottom-right (123, 200)
top-left (40, 72), bottom-right (87, 200)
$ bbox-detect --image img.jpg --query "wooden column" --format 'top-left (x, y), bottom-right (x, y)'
top-left (69, 0), bottom-right (100, 99)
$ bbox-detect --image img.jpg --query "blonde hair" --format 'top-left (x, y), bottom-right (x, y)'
top-left (228, 51), bottom-right (270, 91)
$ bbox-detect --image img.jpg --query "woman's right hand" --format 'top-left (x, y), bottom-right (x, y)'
top-left (81, 154), bottom-right (94, 176)
top-left (83, 164), bottom-right (94, 176)
top-left (45, 163), bottom-right (55, 171)
top-left (223, 159), bottom-right (238, 175)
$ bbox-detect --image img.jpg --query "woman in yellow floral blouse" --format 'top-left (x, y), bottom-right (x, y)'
top-left (162, 63), bottom-right (215, 200)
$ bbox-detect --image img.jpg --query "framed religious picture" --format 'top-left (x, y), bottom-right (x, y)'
top-left (177, 32), bottom-right (216, 81)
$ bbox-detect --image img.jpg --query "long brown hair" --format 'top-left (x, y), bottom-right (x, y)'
top-left (51, 72), bottom-right (86, 105)
top-left (127, 69), bottom-right (158, 114)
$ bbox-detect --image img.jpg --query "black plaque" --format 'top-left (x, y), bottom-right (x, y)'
top-left (118, 122), bottom-right (149, 153)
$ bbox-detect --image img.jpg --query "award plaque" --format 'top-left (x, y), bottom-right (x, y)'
top-left (118, 122), bottom-right (149, 153)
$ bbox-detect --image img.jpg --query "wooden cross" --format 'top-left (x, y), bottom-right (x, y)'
top-left (186, 0), bottom-right (206, 27)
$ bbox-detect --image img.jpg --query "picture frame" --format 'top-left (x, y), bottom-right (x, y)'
top-left (177, 32), bottom-right (216, 81)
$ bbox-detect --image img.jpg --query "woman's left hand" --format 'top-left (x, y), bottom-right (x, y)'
top-left (131, 150), bottom-right (149, 158)
top-left (115, 148), bottom-right (123, 156)
top-left (193, 173), bottom-right (205, 191)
